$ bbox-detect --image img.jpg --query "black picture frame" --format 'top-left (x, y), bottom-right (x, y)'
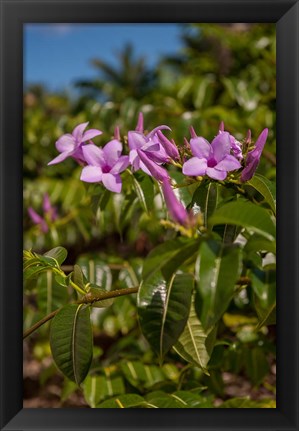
top-left (0, 0), bottom-right (298, 430)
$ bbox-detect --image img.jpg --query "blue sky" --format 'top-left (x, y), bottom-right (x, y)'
top-left (24, 24), bottom-right (184, 92)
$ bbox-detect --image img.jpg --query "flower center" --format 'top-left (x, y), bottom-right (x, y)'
top-left (102, 165), bottom-right (111, 173)
top-left (207, 158), bottom-right (217, 168)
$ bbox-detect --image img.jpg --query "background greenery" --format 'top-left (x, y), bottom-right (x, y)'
top-left (23, 23), bottom-right (276, 408)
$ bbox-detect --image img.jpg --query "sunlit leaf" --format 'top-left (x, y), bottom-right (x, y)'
top-left (142, 238), bottom-right (199, 281)
top-left (195, 240), bottom-right (242, 330)
top-left (44, 246), bottom-right (68, 266)
top-left (138, 272), bottom-right (193, 362)
top-left (210, 201), bottom-right (276, 240)
top-left (83, 374), bottom-right (125, 407)
top-left (247, 174), bottom-right (276, 214)
top-left (174, 302), bottom-right (212, 374)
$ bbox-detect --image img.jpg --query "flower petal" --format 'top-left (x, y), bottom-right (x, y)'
top-left (72, 122), bottom-right (89, 142)
top-left (128, 131), bottom-right (146, 150)
top-left (162, 179), bottom-right (188, 225)
top-left (182, 157), bottom-right (207, 176)
top-left (135, 112), bottom-right (144, 132)
top-left (240, 158), bottom-right (259, 182)
top-left (82, 144), bottom-right (105, 167)
top-left (215, 155), bottom-right (241, 171)
top-left (156, 130), bottom-right (179, 160)
top-left (48, 151), bottom-right (72, 166)
top-left (246, 128), bottom-right (268, 167)
top-left (142, 142), bottom-right (160, 152)
top-left (110, 155), bottom-right (130, 174)
top-left (55, 134), bottom-right (75, 152)
top-left (255, 128), bottom-right (268, 152)
top-left (81, 129), bottom-right (102, 142)
top-left (144, 145), bottom-right (169, 163)
top-left (28, 207), bottom-right (43, 224)
top-left (43, 193), bottom-right (51, 213)
top-left (102, 139), bottom-right (123, 165)
top-left (137, 149), bottom-right (169, 181)
top-left (80, 166), bottom-right (103, 183)
top-left (211, 132), bottom-right (231, 162)
top-left (147, 125), bottom-right (171, 141)
top-left (190, 137), bottom-right (211, 159)
top-left (139, 161), bottom-right (152, 176)
top-left (206, 167), bottom-right (227, 180)
top-left (102, 173), bottom-right (122, 193)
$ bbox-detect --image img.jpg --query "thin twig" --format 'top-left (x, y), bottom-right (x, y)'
top-left (23, 286), bottom-right (139, 339)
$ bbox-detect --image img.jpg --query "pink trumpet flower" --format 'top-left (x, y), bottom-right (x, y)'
top-left (80, 140), bottom-right (129, 193)
top-left (128, 112), bottom-right (171, 175)
top-left (161, 179), bottom-right (189, 226)
top-left (48, 122), bottom-right (102, 165)
top-left (183, 132), bottom-right (241, 180)
top-left (240, 128), bottom-right (268, 182)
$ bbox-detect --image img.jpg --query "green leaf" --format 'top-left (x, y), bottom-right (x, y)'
top-left (83, 374), bottom-right (125, 407)
top-left (142, 238), bottom-right (199, 281)
top-left (247, 174), bottom-right (276, 214)
top-left (91, 187), bottom-right (111, 212)
top-left (73, 264), bottom-right (86, 292)
top-left (76, 256), bottom-right (112, 290)
top-left (170, 390), bottom-right (213, 408)
top-left (138, 272), bottom-right (193, 362)
top-left (244, 346), bottom-right (270, 386)
top-left (97, 393), bottom-right (147, 409)
top-left (209, 200), bottom-right (276, 240)
top-left (169, 171), bottom-right (197, 207)
top-left (195, 241), bottom-right (242, 330)
top-left (174, 302), bottom-right (212, 374)
top-left (251, 267), bottom-right (276, 328)
top-left (24, 265), bottom-right (49, 281)
top-left (120, 361), bottom-right (165, 389)
top-left (50, 304), bottom-right (93, 384)
top-left (145, 391), bottom-right (185, 408)
top-left (37, 270), bottom-right (69, 315)
top-left (219, 397), bottom-right (275, 408)
top-left (221, 224), bottom-right (242, 245)
top-left (192, 182), bottom-right (218, 227)
top-left (43, 247), bottom-right (67, 266)
top-left (60, 378), bottom-right (78, 402)
top-left (244, 234), bottom-right (276, 255)
top-left (128, 170), bottom-right (154, 214)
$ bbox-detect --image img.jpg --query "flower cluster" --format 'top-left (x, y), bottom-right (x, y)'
top-left (47, 113), bottom-right (268, 226)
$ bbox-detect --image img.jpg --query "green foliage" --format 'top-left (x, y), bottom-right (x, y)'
top-left (137, 272), bottom-right (193, 362)
top-left (50, 304), bottom-right (93, 385)
top-left (23, 23), bottom-right (276, 408)
top-left (195, 241), bottom-right (242, 330)
top-left (210, 200), bottom-right (276, 241)
top-left (174, 302), bottom-right (214, 373)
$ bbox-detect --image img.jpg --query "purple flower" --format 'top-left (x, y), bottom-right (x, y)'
top-left (28, 193), bottom-right (57, 233)
top-left (161, 179), bottom-right (189, 225)
top-left (136, 149), bottom-right (169, 182)
top-left (240, 128), bottom-right (268, 182)
top-left (218, 121), bottom-right (243, 161)
top-left (182, 132), bottom-right (241, 180)
top-left (128, 113), bottom-right (171, 175)
top-left (156, 130), bottom-right (180, 161)
top-left (80, 140), bottom-right (129, 193)
top-left (48, 122), bottom-right (102, 166)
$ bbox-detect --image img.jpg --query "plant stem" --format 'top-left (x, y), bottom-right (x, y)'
top-left (23, 286), bottom-right (139, 339)
top-left (78, 286), bottom-right (139, 305)
top-left (23, 308), bottom-right (62, 339)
